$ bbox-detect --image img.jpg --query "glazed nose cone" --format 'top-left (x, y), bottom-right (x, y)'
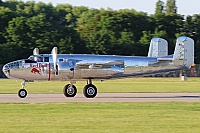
top-left (2, 64), bottom-right (10, 77)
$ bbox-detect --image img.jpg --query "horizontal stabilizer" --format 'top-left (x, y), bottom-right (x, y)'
top-left (157, 55), bottom-right (173, 61)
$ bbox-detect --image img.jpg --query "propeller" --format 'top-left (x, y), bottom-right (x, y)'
top-left (33, 48), bottom-right (39, 61)
top-left (51, 47), bottom-right (58, 75)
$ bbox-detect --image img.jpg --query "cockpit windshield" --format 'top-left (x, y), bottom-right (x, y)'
top-left (28, 55), bottom-right (35, 61)
top-left (28, 55), bottom-right (49, 62)
top-left (27, 55), bottom-right (41, 63)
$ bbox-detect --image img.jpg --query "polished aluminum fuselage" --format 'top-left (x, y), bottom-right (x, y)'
top-left (3, 54), bottom-right (176, 81)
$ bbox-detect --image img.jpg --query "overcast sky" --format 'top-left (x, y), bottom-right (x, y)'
top-left (15, 0), bottom-right (200, 16)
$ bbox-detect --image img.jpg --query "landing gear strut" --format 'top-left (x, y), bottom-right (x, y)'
top-left (18, 80), bottom-right (28, 98)
top-left (83, 79), bottom-right (97, 98)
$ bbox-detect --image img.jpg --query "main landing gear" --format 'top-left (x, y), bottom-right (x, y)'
top-left (83, 79), bottom-right (97, 98)
top-left (63, 84), bottom-right (77, 97)
top-left (63, 79), bottom-right (97, 98)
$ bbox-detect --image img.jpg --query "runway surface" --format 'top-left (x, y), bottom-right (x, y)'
top-left (0, 93), bottom-right (200, 103)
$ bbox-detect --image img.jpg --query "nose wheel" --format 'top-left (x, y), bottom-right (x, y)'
top-left (18, 80), bottom-right (28, 98)
top-left (18, 89), bottom-right (27, 98)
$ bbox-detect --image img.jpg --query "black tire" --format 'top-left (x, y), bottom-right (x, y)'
top-left (63, 84), bottom-right (77, 97)
top-left (83, 84), bottom-right (97, 98)
top-left (18, 89), bottom-right (27, 98)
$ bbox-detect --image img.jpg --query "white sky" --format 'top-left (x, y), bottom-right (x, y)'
top-left (14, 0), bottom-right (200, 16)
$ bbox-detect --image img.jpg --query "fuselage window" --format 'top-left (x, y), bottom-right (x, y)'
top-left (19, 61), bottom-right (22, 66)
top-left (44, 57), bottom-right (49, 62)
top-left (14, 62), bottom-right (17, 66)
top-left (14, 62), bottom-right (19, 68)
top-left (11, 63), bottom-right (14, 68)
top-left (59, 59), bottom-right (64, 62)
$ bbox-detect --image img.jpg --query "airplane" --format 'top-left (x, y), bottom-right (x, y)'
top-left (2, 36), bottom-right (194, 98)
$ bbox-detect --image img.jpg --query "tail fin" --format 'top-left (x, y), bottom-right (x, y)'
top-left (173, 36), bottom-right (194, 68)
top-left (148, 38), bottom-right (168, 58)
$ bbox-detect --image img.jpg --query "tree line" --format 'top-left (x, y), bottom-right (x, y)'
top-left (0, 0), bottom-right (200, 64)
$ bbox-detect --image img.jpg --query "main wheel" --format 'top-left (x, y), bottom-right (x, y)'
top-left (18, 89), bottom-right (27, 98)
top-left (63, 84), bottom-right (77, 97)
top-left (83, 84), bottom-right (97, 98)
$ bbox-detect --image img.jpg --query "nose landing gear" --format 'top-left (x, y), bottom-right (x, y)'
top-left (18, 80), bottom-right (28, 98)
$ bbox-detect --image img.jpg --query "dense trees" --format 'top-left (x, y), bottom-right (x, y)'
top-left (166, 0), bottom-right (177, 15)
top-left (0, 0), bottom-right (200, 64)
top-left (155, 0), bottom-right (165, 15)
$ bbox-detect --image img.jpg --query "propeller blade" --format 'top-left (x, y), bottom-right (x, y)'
top-left (33, 48), bottom-right (39, 55)
top-left (33, 48), bottom-right (39, 61)
top-left (51, 47), bottom-right (58, 74)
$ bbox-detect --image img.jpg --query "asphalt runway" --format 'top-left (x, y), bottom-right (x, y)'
top-left (0, 93), bottom-right (200, 103)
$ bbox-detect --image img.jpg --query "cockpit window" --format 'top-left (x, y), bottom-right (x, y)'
top-left (37, 57), bottom-right (43, 62)
top-left (28, 56), bottom-right (34, 61)
top-left (28, 55), bottom-right (42, 62)
top-left (28, 55), bottom-right (49, 62)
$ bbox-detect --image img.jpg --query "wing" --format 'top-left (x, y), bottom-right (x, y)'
top-left (76, 60), bottom-right (124, 71)
top-left (119, 67), bottom-right (183, 78)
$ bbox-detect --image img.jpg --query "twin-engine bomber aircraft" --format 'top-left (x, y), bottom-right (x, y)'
top-left (2, 36), bottom-right (194, 98)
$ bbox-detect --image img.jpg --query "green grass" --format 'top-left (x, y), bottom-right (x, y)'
top-left (0, 77), bottom-right (200, 94)
top-left (0, 78), bottom-right (200, 132)
top-left (0, 102), bottom-right (200, 133)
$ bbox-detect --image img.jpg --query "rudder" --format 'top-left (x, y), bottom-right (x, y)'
top-left (148, 38), bottom-right (168, 58)
top-left (173, 36), bottom-right (194, 68)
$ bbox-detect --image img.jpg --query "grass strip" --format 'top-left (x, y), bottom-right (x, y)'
top-left (0, 78), bottom-right (200, 94)
top-left (0, 102), bottom-right (200, 133)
